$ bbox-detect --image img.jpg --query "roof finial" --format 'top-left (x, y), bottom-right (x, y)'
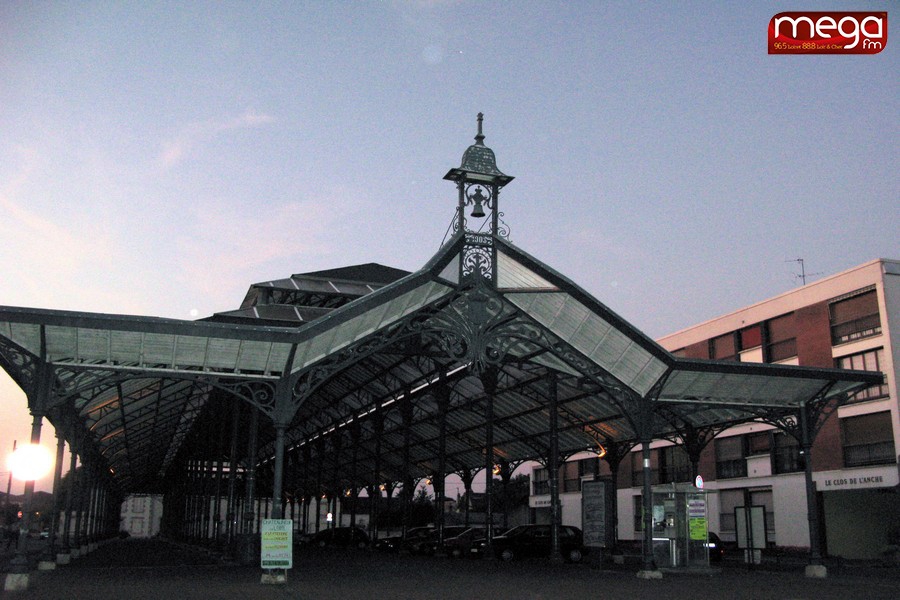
top-left (475, 112), bottom-right (485, 145)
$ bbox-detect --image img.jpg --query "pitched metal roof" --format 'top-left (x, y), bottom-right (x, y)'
top-left (0, 233), bottom-right (882, 497)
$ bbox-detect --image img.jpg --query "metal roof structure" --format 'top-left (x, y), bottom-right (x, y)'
top-left (0, 231), bottom-right (880, 495)
top-left (0, 115), bottom-right (883, 572)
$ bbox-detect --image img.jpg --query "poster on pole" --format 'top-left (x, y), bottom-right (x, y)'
top-left (261, 519), bottom-right (293, 568)
top-left (735, 506), bottom-right (767, 550)
top-left (581, 479), bottom-right (607, 548)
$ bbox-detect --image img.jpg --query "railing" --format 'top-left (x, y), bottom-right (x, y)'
top-left (843, 441), bottom-right (896, 467)
top-left (831, 314), bottom-right (882, 345)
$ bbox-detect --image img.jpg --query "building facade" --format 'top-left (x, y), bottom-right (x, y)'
top-left (530, 258), bottom-right (899, 560)
top-left (120, 494), bottom-right (163, 538)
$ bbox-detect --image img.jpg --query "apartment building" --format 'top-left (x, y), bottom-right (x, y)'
top-left (530, 259), bottom-right (899, 560)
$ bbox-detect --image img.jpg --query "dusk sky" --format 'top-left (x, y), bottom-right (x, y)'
top-left (1, 2), bottom-right (897, 495)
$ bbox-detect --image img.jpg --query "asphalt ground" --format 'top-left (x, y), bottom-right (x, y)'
top-left (3, 538), bottom-right (899, 600)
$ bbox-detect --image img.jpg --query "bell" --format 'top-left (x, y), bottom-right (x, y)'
top-left (470, 186), bottom-right (487, 218)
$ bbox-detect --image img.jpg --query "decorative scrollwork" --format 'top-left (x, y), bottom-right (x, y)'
top-left (292, 312), bottom-right (432, 405)
top-left (465, 183), bottom-right (494, 213)
top-left (424, 279), bottom-right (569, 377)
top-left (220, 380), bottom-right (278, 415)
top-left (462, 244), bottom-right (492, 280)
top-left (0, 338), bottom-right (38, 395)
top-left (493, 211), bottom-right (511, 240)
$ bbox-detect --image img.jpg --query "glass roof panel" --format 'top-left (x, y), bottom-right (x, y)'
top-left (292, 281), bottom-right (451, 373)
top-left (173, 335), bottom-right (208, 368)
top-left (659, 370), bottom-right (828, 407)
top-left (110, 331), bottom-right (144, 363)
top-left (506, 292), bottom-right (665, 396)
top-left (437, 254), bottom-right (460, 284)
top-left (142, 333), bottom-right (176, 364)
top-left (205, 338), bottom-right (242, 369)
top-left (74, 328), bottom-right (111, 361)
top-left (528, 353), bottom-right (581, 377)
top-left (497, 251), bottom-right (557, 290)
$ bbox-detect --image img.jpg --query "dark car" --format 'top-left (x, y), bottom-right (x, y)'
top-left (706, 531), bottom-right (724, 563)
top-left (309, 526), bottom-right (370, 549)
top-left (373, 526), bottom-right (433, 552)
top-left (413, 526), bottom-right (471, 556)
top-left (480, 524), bottom-right (588, 563)
top-left (439, 527), bottom-right (486, 558)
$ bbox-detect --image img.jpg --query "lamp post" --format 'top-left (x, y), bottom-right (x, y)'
top-left (2, 440), bottom-right (15, 521)
top-left (4, 417), bottom-right (53, 592)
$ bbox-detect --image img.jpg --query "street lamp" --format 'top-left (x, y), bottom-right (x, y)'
top-left (8, 444), bottom-right (53, 482)
top-left (4, 441), bottom-right (54, 592)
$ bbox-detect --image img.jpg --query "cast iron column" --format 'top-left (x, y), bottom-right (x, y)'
top-left (7, 413), bottom-right (44, 575)
top-left (42, 431), bottom-right (66, 566)
top-left (60, 445), bottom-right (78, 554)
top-left (243, 407), bottom-right (259, 534)
top-left (270, 424), bottom-right (287, 519)
top-left (640, 398), bottom-right (656, 573)
top-left (548, 372), bottom-right (563, 563)
top-left (800, 404), bottom-right (823, 567)
top-left (482, 369), bottom-right (496, 559)
top-left (436, 380), bottom-right (449, 551)
top-left (371, 412), bottom-right (383, 542)
top-left (225, 398), bottom-right (241, 544)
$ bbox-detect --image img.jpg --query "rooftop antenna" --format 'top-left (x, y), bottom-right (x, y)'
top-left (786, 258), bottom-right (822, 286)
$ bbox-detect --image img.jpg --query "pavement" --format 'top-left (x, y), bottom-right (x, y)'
top-left (2, 537), bottom-right (899, 599)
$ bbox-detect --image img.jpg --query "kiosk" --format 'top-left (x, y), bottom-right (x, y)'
top-left (650, 483), bottom-right (711, 569)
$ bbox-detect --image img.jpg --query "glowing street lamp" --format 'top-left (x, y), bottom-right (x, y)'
top-left (8, 444), bottom-right (53, 481)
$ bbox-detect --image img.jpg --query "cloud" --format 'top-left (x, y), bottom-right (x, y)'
top-left (158, 110), bottom-right (275, 170)
top-left (174, 186), bottom-right (374, 307)
top-left (0, 146), bottom-right (119, 310)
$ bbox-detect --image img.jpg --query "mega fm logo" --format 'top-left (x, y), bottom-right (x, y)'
top-left (768, 12), bottom-right (887, 54)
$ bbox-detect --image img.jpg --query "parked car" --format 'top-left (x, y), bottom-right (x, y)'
top-left (439, 527), bottom-right (486, 558)
top-left (478, 524), bottom-right (588, 563)
top-left (294, 531), bottom-right (315, 547)
top-left (413, 526), bottom-right (471, 555)
top-left (309, 526), bottom-right (370, 549)
top-left (706, 531), bottom-right (724, 563)
top-left (373, 526), bottom-right (433, 552)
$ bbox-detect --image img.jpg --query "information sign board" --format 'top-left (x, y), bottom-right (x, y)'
top-left (260, 519), bottom-right (293, 568)
top-left (581, 480), bottom-right (607, 548)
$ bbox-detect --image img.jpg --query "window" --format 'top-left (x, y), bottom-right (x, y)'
top-left (715, 436), bottom-right (747, 479)
top-left (710, 333), bottom-right (738, 361)
top-left (772, 433), bottom-right (802, 474)
top-left (748, 489), bottom-right (775, 534)
top-left (577, 457), bottom-right (599, 481)
top-left (633, 494), bottom-right (644, 532)
top-left (534, 458), bottom-right (599, 495)
top-left (841, 412), bottom-right (896, 467)
top-left (658, 446), bottom-right (691, 484)
top-left (532, 467), bottom-right (548, 495)
top-left (830, 289), bottom-right (881, 345)
top-left (562, 461), bottom-right (581, 493)
top-left (765, 313), bottom-right (797, 362)
top-left (837, 348), bottom-right (888, 403)
top-left (718, 489), bottom-right (743, 533)
top-left (631, 450), bottom-right (658, 487)
top-left (739, 325), bottom-right (762, 350)
top-left (747, 432), bottom-right (771, 456)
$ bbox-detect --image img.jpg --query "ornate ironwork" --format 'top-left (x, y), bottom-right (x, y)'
top-left (0, 337), bottom-right (38, 394)
top-left (749, 398), bottom-right (838, 445)
top-left (425, 281), bottom-right (527, 374)
top-left (494, 211), bottom-right (511, 240)
top-left (218, 380), bottom-right (278, 415)
top-left (462, 244), bottom-right (494, 279)
top-left (291, 312), bottom-right (434, 406)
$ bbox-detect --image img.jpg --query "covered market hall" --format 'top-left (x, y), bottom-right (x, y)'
top-left (0, 116), bottom-right (882, 588)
